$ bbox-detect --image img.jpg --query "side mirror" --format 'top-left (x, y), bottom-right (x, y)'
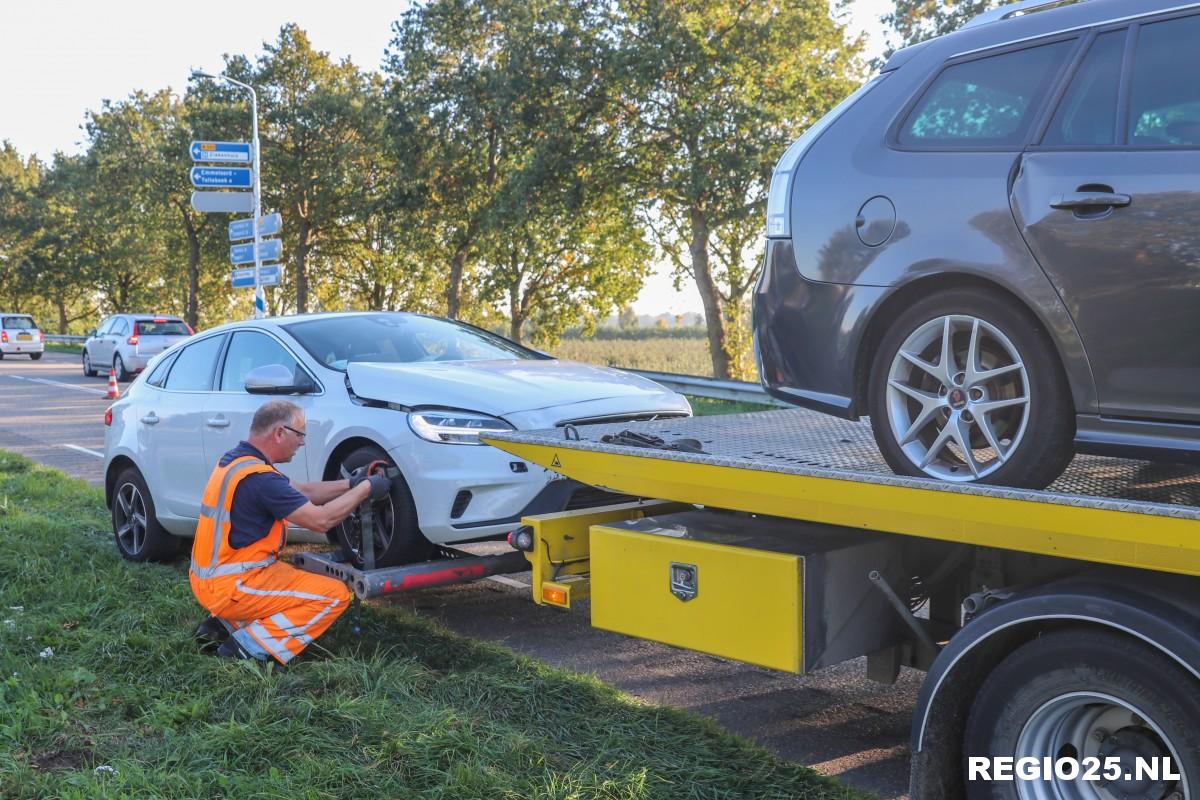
top-left (244, 364), bottom-right (317, 395)
top-left (87, 329), bottom-right (97, 338)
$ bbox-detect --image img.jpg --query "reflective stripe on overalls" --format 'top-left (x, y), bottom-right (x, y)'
top-left (190, 456), bottom-right (284, 585)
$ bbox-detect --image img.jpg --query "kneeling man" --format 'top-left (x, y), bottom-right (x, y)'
top-left (189, 399), bottom-right (389, 665)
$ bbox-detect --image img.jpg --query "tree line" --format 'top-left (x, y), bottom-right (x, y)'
top-left (0, 0), bottom-right (978, 378)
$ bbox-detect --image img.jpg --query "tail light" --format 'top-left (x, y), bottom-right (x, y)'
top-left (0, 331), bottom-right (7, 343)
top-left (38, 330), bottom-right (44, 342)
top-left (185, 324), bottom-right (195, 335)
top-left (127, 334), bottom-right (139, 346)
top-left (104, 407), bottom-right (113, 426)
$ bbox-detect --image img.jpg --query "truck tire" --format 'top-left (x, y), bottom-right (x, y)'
top-left (867, 288), bottom-right (1074, 488)
top-left (111, 466), bottom-right (180, 562)
top-left (963, 627), bottom-right (1199, 799)
top-left (334, 445), bottom-right (433, 568)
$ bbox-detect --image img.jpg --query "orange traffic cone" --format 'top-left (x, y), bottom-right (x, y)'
top-left (106, 368), bottom-right (119, 399)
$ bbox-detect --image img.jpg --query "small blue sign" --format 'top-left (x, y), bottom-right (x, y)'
top-left (229, 212), bottom-right (281, 242)
top-left (191, 167), bottom-right (253, 189)
top-left (230, 238), bottom-right (283, 265)
top-left (231, 267), bottom-right (256, 288)
top-left (191, 141), bottom-right (252, 163)
top-left (258, 264), bottom-right (282, 286)
top-left (230, 264), bottom-right (282, 288)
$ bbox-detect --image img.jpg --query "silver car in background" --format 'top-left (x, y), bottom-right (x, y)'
top-left (84, 314), bottom-right (193, 380)
top-left (0, 313), bottom-right (45, 360)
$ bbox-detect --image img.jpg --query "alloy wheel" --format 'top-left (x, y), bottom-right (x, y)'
top-left (114, 482), bottom-right (148, 555)
top-left (885, 314), bottom-right (1030, 481)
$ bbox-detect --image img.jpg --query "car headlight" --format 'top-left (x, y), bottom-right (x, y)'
top-left (408, 411), bottom-right (515, 445)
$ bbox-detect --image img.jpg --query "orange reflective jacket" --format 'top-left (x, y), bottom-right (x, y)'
top-left (190, 455), bottom-right (288, 610)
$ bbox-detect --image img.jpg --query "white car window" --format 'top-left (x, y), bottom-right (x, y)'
top-left (112, 318), bottom-right (129, 337)
top-left (219, 331), bottom-right (301, 392)
top-left (2, 316), bottom-right (37, 330)
top-left (164, 335), bottom-right (225, 392)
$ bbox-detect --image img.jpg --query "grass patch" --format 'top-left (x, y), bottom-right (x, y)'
top-left (42, 342), bottom-right (82, 355)
top-left (686, 396), bottom-right (777, 416)
top-left (0, 452), bottom-right (870, 799)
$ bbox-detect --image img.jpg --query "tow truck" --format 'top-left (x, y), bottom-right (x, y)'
top-left (476, 408), bottom-right (1200, 799)
top-left (295, 407), bottom-right (1200, 798)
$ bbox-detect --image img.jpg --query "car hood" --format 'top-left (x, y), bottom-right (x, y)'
top-left (346, 359), bottom-right (687, 418)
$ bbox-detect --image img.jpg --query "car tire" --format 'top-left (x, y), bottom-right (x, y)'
top-left (82, 350), bottom-right (96, 377)
top-left (867, 288), bottom-right (1073, 488)
top-left (963, 627), bottom-right (1199, 799)
top-left (334, 445), bottom-right (433, 568)
top-left (111, 466), bottom-right (180, 562)
top-left (113, 353), bottom-right (130, 382)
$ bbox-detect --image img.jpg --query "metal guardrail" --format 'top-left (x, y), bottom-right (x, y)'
top-left (625, 369), bottom-right (790, 407)
top-left (44, 334), bottom-right (87, 344)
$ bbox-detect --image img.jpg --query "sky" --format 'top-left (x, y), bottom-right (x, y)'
top-left (0, 0), bottom-right (892, 316)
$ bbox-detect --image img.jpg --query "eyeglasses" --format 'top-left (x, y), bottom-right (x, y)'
top-left (283, 424), bottom-right (307, 441)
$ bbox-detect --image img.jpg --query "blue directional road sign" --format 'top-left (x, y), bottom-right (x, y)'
top-left (190, 141), bottom-right (252, 164)
top-left (230, 264), bottom-right (281, 288)
top-left (191, 166), bottom-right (253, 189)
top-left (191, 190), bottom-right (253, 214)
top-left (230, 238), bottom-right (282, 265)
top-left (229, 212), bottom-right (281, 242)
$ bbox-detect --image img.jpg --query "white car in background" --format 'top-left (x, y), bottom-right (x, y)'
top-left (0, 313), bottom-right (45, 360)
top-left (102, 312), bottom-right (691, 565)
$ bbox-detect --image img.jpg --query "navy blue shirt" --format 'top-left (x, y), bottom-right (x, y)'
top-left (219, 441), bottom-right (309, 549)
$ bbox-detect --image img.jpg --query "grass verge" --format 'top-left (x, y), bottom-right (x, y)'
top-left (686, 395), bottom-right (777, 416)
top-left (0, 451), bottom-right (870, 799)
top-left (41, 343), bottom-right (83, 355)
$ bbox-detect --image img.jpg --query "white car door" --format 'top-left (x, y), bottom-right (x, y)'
top-left (142, 333), bottom-right (228, 519)
top-left (201, 329), bottom-right (314, 484)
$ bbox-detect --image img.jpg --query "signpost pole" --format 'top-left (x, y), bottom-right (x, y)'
top-left (250, 86), bottom-right (264, 319)
top-left (209, 73), bottom-right (266, 319)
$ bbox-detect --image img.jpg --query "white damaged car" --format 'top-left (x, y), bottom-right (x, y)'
top-left (103, 312), bottom-right (691, 565)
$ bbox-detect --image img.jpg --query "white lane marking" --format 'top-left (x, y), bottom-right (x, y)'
top-left (7, 375), bottom-right (108, 396)
top-left (63, 444), bottom-right (104, 459)
top-left (487, 575), bottom-right (530, 589)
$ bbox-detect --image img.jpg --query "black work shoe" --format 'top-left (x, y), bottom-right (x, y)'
top-left (215, 637), bottom-right (283, 670)
top-left (193, 617), bottom-right (230, 652)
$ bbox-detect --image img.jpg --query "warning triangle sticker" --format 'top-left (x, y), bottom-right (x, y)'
top-left (551, 454), bottom-right (562, 469)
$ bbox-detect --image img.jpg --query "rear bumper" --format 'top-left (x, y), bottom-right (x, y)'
top-left (752, 238), bottom-right (889, 420)
top-left (0, 341), bottom-right (44, 354)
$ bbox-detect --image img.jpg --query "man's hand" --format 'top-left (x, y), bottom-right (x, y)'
top-left (348, 460), bottom-right (389, 490)
top-left (366, 474), bottom-right (392, 500)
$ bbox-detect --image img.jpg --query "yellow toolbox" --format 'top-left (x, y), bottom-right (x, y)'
top-left (589, 510), bottom-right (909, 673)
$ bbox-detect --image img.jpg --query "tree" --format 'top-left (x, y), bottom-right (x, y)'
top-left (882, 0), bottom-right (1016, 56)
top-left (617, 0), bottom-right (863, 379)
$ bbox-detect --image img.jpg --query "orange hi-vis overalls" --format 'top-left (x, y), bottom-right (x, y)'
top-left (190, 455), bottom-right (351, 664)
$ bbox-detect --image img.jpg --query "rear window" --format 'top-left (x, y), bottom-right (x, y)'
top-left (899, 40), bottom-right (1075, 148)
top-left (283, 314), bottom-right (544, 372)
top-left (136, 320), bottom-right (190, 336)
top-left (1127, 14), bottom-right (1200, 146)
top-left (2, 316), bottom-right (37, 330)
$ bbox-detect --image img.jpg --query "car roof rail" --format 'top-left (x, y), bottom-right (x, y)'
top-left (959, 0), bottom-right (1087, 30)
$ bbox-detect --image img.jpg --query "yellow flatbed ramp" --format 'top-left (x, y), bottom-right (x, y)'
top-left (484, 408), bottom-right (1200, 578)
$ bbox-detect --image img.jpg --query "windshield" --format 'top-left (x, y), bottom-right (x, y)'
top-left (283, 314), bottom-right (545, 371)
top-left (136, 320), bottom-right (190, 336)
top-left (2, 316), bottom-right (36, 330)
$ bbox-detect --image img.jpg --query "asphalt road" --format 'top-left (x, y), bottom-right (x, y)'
top-left (0, 351), bottom-right (918, 798)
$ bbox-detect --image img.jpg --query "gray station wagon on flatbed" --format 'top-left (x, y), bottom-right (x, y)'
top-left (754, 0), bottom-right (1200, 488)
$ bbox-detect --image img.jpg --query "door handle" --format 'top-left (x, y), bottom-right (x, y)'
top-left (205, 416), bottom-right (230, 428)
top-left (1050, 192), bottom-right (1131, 210)
top-left (140, 413), bottom-right (159, 425)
